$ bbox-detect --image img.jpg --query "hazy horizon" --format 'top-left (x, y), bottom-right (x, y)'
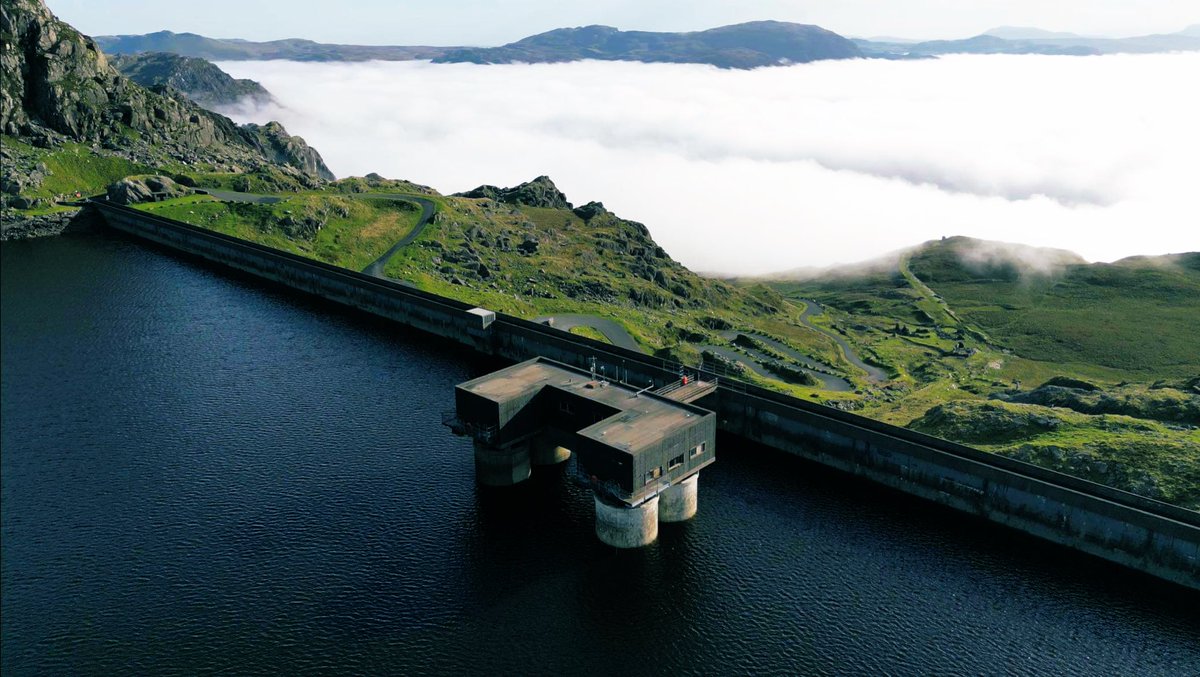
top-left (215, 53), bottom-right (1199, 276)
top-left (48, 0), bottom-right (1200, 47)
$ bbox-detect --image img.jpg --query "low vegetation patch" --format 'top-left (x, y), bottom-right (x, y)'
top-left (911, 399), bottom-right (1200, 509)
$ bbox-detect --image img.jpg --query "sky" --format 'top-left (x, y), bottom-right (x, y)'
top-left (214, 53), bottom-right (1200, 275)
top-left (48, 0), bottom-right (1200, 45)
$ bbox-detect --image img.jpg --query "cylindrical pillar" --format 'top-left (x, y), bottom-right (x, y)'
top-left (659, 473), bottom-right (699, 522)
top-left (594, 495), bottom-right (659, 548)
top-left (474, 440), bottom-right (531, 486)
top-left (531, 439), bottom-right (571, 466)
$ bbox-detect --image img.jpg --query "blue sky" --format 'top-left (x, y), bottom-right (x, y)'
top-left (47, 0), bottom-right (1199, 45)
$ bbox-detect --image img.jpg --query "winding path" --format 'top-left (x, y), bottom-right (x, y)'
top-left (361, 195), bottom-right (437, 278)
top-left (720, 332), bottom-right (854, 392)
top-left (700, 343), bottom-right (852, 391)
top-left (200, 189), bottom-right (436, 279)
top-left (201, 189), bottom-right (284, 204)
top-left (533, 314), bottom-right (645, 353)
top-left (199, 188), bottom-right (873, 389)
top-left (798, 299), bottom-right (889, 382)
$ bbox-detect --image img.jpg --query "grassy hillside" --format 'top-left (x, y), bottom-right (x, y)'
top-left (134, 187), bottom-right (1199, 508)
top-left (912, 399), bottom-right (1200, 509)
top-left (139, 175), bottom-right (867, 404)
top-left (139, 193), bottom-right (423, 271)
top-left (909, 246), bottom-right (1200, 377)
top-left (766, 237), bottom-right (1198, 507)
top-left (773, 238), bottom-right (1200, 383)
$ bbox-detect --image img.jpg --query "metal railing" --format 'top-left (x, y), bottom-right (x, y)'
top-left (441, 410), bottom-right (496, 443)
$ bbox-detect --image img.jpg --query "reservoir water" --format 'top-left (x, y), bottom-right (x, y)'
top-left (3, 231), bottom-right (1198, 675)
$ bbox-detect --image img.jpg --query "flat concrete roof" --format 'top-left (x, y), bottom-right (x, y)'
top-left (458, 358), bottom-right (711, 453)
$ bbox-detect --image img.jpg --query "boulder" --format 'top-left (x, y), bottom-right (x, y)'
top-left (572, 201), bottom-right (608, 221)
top-left (517, 235), bottom-right (539, 255)
top-left (105, 175), bottom-right (188, 205)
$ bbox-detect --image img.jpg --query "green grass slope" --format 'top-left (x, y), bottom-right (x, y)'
top-left (141, 174), bottom-right (864, 404)
top-left (909, 244), bottom-right (1200, 377)
top-left (912, 399), bottom-right (1200, 509)
top-left (130, 184), bottom-right (1200, 509)
top-left (139, 193), bottom-right (422, 271)
top-left (766, 237), bottom-right (1199, 508)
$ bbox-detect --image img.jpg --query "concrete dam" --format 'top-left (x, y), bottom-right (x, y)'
top-left (90, 200), bottom-right (1200, 588)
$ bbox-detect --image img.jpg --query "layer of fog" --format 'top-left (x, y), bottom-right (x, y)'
top-left (217, 54), bottom-right (1199, 276)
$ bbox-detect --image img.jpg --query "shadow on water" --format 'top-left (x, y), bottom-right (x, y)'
top-left (719, 431), bottom-right (1200, 616)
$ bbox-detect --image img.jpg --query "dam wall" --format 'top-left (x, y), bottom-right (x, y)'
top-left (93, 201), bottom-right (1200, 589)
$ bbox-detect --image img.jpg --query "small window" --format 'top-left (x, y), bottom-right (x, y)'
top-left (558, 400), bottom-right (574, 415)
top-left (668, 454), bottom-right (684, 470)
top-left (643, 466), bottom-right (663, 485)
top-left (690, 442), bottom-right (705, 459)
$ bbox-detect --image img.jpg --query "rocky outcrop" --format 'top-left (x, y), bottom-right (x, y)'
top-left (0, 0), bottom-right (327, 178)
top-left (995, 381), bottom-right (1200, 425)
top-left (110, 52), bottom-right (273, 110)
top-left (105, 175), bottom-right (190, 205)
top-left (2, 0), bottom-right (245, 150)
top-left (0, 206), bottom-right (94, 240)
top-left (455, 175), bottom-right (572, 209)
top-left (1, 0), bottom-right (336, 238)
top-left (910, 400), bottom-right (1064, 444)
top-left (572, 201), bottom-right (608, 221)
top-left (241, 122), bottom-right (334, 181)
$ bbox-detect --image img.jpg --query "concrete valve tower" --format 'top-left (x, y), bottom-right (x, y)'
top-left (445, 357), bottom-right (716, 547)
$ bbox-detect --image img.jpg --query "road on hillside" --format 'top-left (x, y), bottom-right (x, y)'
top-left (533, 314), bottom-right (645, 353)
top-left (201, 189), bottom-right (283, 204)
top-left (798, 299), bottom-right (889, 382)
top-left (359, 195), bottom-right (437, 277)
top-left (203, 188), bottom-right (436, 278)
top-left (724, 332), bottom-right (854, 391)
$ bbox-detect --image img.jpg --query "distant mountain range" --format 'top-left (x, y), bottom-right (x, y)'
top-left (96, 21), bottom-right (1200, 68)
top-left (857, 26), bottom-right (1200, 58)
top-left (983, 27), bottom-right (1092, 40)
top-left (94, 22), bottom-right (863, 69)
top-left (431, 22), bottom-right (861, 68)
top-left (93, 31), bottom-right (448, 62)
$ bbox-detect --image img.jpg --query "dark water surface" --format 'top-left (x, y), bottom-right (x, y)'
top-left (3, 232), bottom-right (1198, 676)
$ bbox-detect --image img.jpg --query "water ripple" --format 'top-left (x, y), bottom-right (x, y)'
top-left (2, 232), bottom-right (1198, 675)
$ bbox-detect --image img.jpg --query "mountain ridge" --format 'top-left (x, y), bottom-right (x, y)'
top-left (96, 22), bottom-right (1200, 66)
top-left (110, 51), bottom-right (273, 110)
top-left (763, 236), bottom-right (1091, 281)
top-left (1, 0), bottom-right (332, 238)
top-left (95, 30), bottom-right (449, 62)
top-left (433, 21), bottom-right (862, 68)
top-left (857, 27), bottom-right (1200, 57)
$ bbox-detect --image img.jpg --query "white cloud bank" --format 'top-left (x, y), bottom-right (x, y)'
top-left (217, 54), bottom-right (1200, 275)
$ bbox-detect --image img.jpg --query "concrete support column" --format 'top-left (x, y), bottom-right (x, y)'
top-left (594, 495), bottom-right (659, 548)
top-left (474, 440), bottom-right (531, 486)
top-left (659, 473), bottom-right (699, 523)
top-left (531, 438), bottom-right (571, 466)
